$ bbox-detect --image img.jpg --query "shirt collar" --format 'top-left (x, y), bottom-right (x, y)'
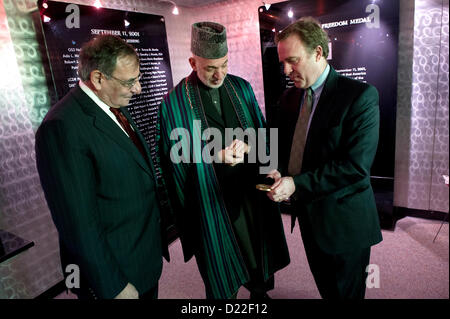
top-left (310, 64), bottom-right (330, 93)
top-left (79, 80), bottom-right (113, 114)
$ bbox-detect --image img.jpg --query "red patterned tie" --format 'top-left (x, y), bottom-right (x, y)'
top-left (109, 107), bottom-right (147, 160)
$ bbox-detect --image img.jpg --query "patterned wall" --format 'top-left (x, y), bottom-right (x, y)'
top-left (426, 0), bottom-right (449, 213)
top-left (0, 0), bottom-right (448, 298)
top-left (394, 0), bottom-right (449, 213)
top-left (189, 0), bottom-right (268, 112)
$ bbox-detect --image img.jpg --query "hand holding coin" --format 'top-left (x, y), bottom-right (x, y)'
top-left (256, 184), bottom-right (272, 192)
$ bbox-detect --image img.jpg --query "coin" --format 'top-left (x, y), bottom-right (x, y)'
top-left (255, 184), bottom-right (272, 192)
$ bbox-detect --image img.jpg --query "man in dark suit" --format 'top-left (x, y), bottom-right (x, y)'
top-left (267, 17), bottom-right (383, 299)
top-left (35, 35), bottom-right (166, 299)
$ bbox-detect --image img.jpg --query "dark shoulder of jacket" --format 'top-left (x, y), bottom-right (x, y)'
top-left (36, 92), bottom-right (80, 140)
top-left (335, 73), bottom-right (374, 97)
top-left (40, 87), bottom-right (83, 123)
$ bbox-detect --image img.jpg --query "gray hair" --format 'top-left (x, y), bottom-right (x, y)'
top-left (78, 35), bottom-right (138, 82)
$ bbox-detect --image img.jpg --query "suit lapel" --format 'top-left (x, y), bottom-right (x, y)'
top-left (71, 86), bottom-right (153, 177)
top-left (121, 108), bottom-right (158, 178)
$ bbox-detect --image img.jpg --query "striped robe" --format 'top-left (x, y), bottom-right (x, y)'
top-left (157, 72), bottom-right (289, 298)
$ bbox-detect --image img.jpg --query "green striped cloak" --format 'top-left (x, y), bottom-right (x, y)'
top-left (157, 72), bottom-right (289, 298)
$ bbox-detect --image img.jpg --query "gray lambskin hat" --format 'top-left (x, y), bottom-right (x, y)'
top-left (191, 21), bottom-right (228, 59)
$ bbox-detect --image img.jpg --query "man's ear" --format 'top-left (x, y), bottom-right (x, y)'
top-left (188, 57), bottom-right (197, 71)
top-left (90, 70), bottom-right (103, 90)
top-left (315, 45), bottom-right (323, 62)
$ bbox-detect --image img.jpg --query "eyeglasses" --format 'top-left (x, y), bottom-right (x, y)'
top-left (104, 72), bottom-right (142, 89)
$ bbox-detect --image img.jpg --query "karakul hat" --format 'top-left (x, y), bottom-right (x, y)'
top-left (191, 21), bottom-right (228, 59)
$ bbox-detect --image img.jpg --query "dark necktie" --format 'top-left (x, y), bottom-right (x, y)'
top-left (109, 107), bottom-right (147, 160)
top-left (288, 88), bottom-right (313, 176)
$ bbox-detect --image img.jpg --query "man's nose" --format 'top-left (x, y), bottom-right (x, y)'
top-left (283, 63), bottom-right (292, 76)
top-left (213, 70), bottom-right (223, 80)
top-left (131, 80), bottom-right (141, 94)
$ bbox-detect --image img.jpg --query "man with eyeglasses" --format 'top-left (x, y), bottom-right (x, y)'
top-left (35, 35), bottom-right (168, 299)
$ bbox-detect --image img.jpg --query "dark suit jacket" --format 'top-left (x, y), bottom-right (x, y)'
top-left (278, 66), bottom-right (382, 254)
top-left (35, 85), bottom-right (165, 298)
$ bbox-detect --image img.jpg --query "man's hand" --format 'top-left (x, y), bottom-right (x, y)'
top-left (267, 176), bottom-right (295, 202)
top-left (217, 139), bottom-right (249, 166)
top-left (266, 169), bottom-right (282, 182)
top-left (114, 282), bottom-right (139, 299)
top-left (229, 139), bottom-right (251, 156)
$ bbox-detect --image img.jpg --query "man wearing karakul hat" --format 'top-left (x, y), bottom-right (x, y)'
top-left (158, 22), bottom-right (290, 299)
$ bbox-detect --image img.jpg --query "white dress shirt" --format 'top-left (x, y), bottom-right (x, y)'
top-left (79, 80), bottom-right (130, 137)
